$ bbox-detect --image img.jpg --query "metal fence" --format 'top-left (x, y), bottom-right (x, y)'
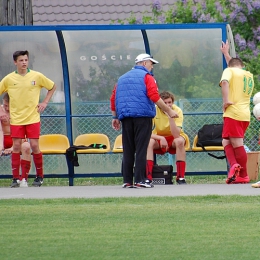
top-left (0, 99), bottom-right (259, 178)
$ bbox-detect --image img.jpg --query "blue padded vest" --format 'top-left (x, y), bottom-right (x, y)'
top-left (115, 66), bottom-right (156, 120)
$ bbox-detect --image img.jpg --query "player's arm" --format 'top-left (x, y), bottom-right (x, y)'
top-left (150, 120), bottom-right (168, 149)
top-left (0, 122), bottom-right (3, 153)
top-left (151, 134), bottom-right (168, 149)
top-left (165, 105), bottom-right (182, 138)
top-left (0, 80), bottom-right (9, 120)
top-left (220, 80), bottom-right (233, 112)
top-left (220, 40), bottom-right (232, 65)
top-left (44, 84), bottom-right (57, 103)
top-left (168, 117), bottom-right (181, 138)
top-left (0, 108), bottom-right (6, 118)
top-left (38, 84), bottom-right (57, 113)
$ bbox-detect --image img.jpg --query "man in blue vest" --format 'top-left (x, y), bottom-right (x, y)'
top-left (110, 53), bottom-right (178, 188)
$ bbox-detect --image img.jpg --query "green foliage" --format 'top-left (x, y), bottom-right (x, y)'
top-left (116, 0), bottom-right (260, 93)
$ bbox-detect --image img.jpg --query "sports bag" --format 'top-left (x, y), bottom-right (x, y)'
top-left (152, 165), bottom-right (173, 185)
top-left (197, 124), bottom-right (226, 160)
top-left (66, 144), bottom-right (107, 166)
top-left (197, 124), bottom-right (223, 148)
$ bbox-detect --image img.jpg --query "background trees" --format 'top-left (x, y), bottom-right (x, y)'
top-left (117, 0), bottom-right (260, 93)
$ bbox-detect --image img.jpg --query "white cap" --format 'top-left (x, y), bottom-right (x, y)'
top-left (135, 53), bottom-right (159, 64)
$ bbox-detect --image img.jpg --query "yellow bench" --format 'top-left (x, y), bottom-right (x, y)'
top-left (74, 133), bottom-right (111, 153)
top-left (39, 134), bottom-right (70, 154)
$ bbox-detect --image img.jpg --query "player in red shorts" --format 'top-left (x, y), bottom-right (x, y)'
top-left (146, 91), bottom-right (187, 185)
top-left (0, 93), bottom-right (31, 187)
top-left (0, 50), bottom-right (56, 188)
top-left (219, 57), bottom-right (254, 184)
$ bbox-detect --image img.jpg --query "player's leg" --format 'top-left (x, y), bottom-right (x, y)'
top-left (146, 138), bottom-right (159, 182)
top-left (20, 141), bottom-right (31, 187)
top-left (10, 125), bottom-right (24, 188)
top-left (26, 122), bottom-right (43, 187)
top-left (222, 118), bottom-right (241, 184)
top-left (172, 136), bottom-right (187, 184)
top-left (11, 138), bottom-right (23, 187)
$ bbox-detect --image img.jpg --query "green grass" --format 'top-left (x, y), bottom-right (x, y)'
top-left (0, 196), bottom-right (259, 260)
top-left (0, 175), bottom-right (231, 187)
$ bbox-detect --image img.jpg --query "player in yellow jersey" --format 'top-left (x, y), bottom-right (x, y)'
top-left (0, 50), bottom-right (56, 188)
top-left (146, 91), bottom-right (187, 185)
top-left (219, 57), bottom-right (254, 184)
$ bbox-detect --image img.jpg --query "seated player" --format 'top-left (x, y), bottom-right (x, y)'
top-left (146, 91), bottom-right (187, 185)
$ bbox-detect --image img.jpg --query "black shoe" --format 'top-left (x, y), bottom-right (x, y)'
top-left (176, 178), bottom-right (187, 185)
top-left (145, 179), bottom-right (154, 187)
top-left (122, 183), bottom-right (134, 188)
top-left (135, 181), bottom-right (154, 188)
top-left (10, 178), bottom-right (20, 188)
top-left (32, 176), bottom-right (43, 187)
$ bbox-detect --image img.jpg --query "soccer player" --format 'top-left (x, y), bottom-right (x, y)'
top-left (219, 57), bottom-right (254, 184)
top-left (0, 93), bottom-right (31, 187)
top-left (0, 50), bottom-right (56, 187)
top-left (146, 91), bottom-right (187, 185)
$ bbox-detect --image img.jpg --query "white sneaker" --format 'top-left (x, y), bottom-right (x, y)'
top-left (20, 178), bottom-right (28, 188)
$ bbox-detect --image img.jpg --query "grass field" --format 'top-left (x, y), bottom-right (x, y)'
top-left (0, 195), bottom-right (259, 260)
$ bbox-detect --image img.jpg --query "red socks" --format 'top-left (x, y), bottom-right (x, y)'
top-left (33, 152), bottom-right (44, 178)
top-left (224, 144), bottom-right (237, 166)
top-left (234, 146), bottom-right (248, 177)
top-left (176, 160), bottom-right (186, 179)
top-left (21, 159), bottom-right (31, 180)
top-left (11, 152), bottom-right (20, 179)
top-left (146, 160), bottom-right (154, 181)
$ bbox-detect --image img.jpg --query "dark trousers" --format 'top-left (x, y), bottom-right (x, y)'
top-left (121, 117), bottom-right (152, 184)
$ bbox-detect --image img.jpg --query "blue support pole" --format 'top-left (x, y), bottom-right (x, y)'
top-left (56, 30), bottom-right (75, 186)
top-left (141, 29), bottom-right (150, 54)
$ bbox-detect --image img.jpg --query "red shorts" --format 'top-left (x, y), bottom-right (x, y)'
top-left (154, 136), bottom-right (176, 155)
top-left (4, 135), bottom-right (13, 149)
top-left (222, 117), bottom-right (249, 139)
top-left (10, 122), bottom-right (41, 139)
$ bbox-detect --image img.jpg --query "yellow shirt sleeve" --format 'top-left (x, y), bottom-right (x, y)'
top-left (220, 68), bottom-right (232, 86)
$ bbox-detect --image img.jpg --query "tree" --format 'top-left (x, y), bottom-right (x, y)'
top-left (116, 0), bottom-right (260, 93)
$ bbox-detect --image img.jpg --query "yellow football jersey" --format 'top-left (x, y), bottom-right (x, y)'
top-left (152, 104), bottom-right (183, 136)
top-left (0, 70), bottom-right (54, 125)
top-left (220, 67), bottom-right (254, 121)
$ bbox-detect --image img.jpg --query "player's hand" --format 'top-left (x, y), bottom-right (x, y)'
top-left (167, 109), bottom-right (179, 118)
top-left (160, 137), bottom-right (168, 151)
top-left (223, 101), bottom-right (233, 112)
top-left (220, 40), bottom-right (229, 55)
top-left (3, 147), bottom-right (12, 155)
top-left (0, 112), bottom-right (9, 121)
top-left (37, 102), bottom-right (48, 113)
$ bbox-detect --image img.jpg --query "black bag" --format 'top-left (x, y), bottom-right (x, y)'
top-left (66, 144), bottom-right (107, 166)
top-left (197, 124), bottom-right (226, 160)
top-left (152, 165), bottom-right (173, 185)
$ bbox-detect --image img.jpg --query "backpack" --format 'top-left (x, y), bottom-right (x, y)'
top-left (197, 124), bottom-right (226, 159)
